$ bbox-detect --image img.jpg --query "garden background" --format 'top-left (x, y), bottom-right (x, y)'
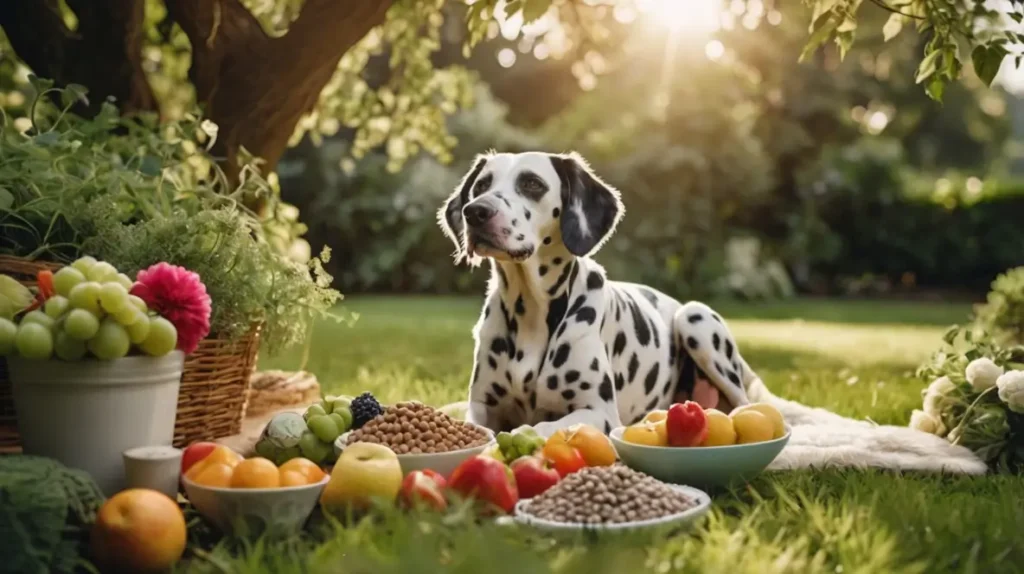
top-left (3, 0), bottom-right (1024, 572)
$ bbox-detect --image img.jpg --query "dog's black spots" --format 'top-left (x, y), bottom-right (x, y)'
top-left (646, 396), bottom-right (660, 412)
top-left (525, 209), bottom-right (531, 220)
top-left (567, 404), bottom-right (576, 413)
top-left (568, 294), bottom-right (587, 316)
top-left (732, 361), bottom-right (741, 374)
top-left (714, 362), bottom-right (725, 376)
top-left (516, 350), bottom-right (524, 361)
top-left (575, 307), bottom-right (597, 325)
top-left (727, 371), bottom-right (741, 386)
top-left (514, 295), bottom-right (525, 316)
top-left (515, 234), bottom-right (525, 241)
top-left (612, 332), bottom-right (627, 356)
top-left (725, 340), bottom-right (734, 360)
top-left (491, 382), bottom-right (508, 397)
top-left (487, 337), bottom-right (503, 356)
top-left (556, 322), bottom-right (567, 338)
top-left (514, 397), bottom-right (526, 411)
top-left (543, 236), bottom-right (552, 245)
top-left (662, 379), bottom-right (674, 397)
top-left (668, 341), bottom-right (677, 367)
top-left (548, 350), bottom-right (555, 361)
top-left (539, 265), bottom-right (549, 277)
top-left (499, 300), bottom-right (510, 324)
top-left (505, 371), bottom-right (512, 384)
top-left (644, 363), bottom-right (660, 395)
top-left (500, 195), bottom-right (512, 208)
top-left (507, 338), bottom-right (518, 360)
top-left (546, 292), bottom-right (568, 336)
top-left (600, 315), bottom-right (606, 330)
top-left (687, 314), bottom-right (703, 324)
top-left (485, 393), bottom-right (499, 407)
top-left (616, 307), bottom-right (621, 322)
top-left (529, 390), bottom-right (537, 409)
top-left (487, 356), bottom-right (498, 370)
top-left (586, 272), bottom-right (605, 290)
top-left (562, 389), bottom-right (576, 400)
top-left (614, 373), bottom-right (625, 391)
top-left (581, 382), bottom-right (592, 391)
top-left (484, 306), bottom-right (491, 319)
top-left (712, 333), bottom-right (721, 351)
top-left (590, 357), bottom-right (600, 371)
top-left (552, 343), bottom-right (571, 368)
top-left (565, 370), bottom-right (581, 383)
top-left (547, 261), bottom-right (575, 296)
top-left (627, 353), bottom-right (640, 382)
top-left (599, 374), bottom-right (614, 401)
top-left (604, 421), bottom-right (612, 434)
top-left (553, 257), bottom-right (563, 265)
top-left (553, 207), bottom-right (560, 218)
top-left (712, 313), bottom-right (723, 323)
top-left (650, 317), bottom-right (660, 348)
top-left (639, 288), bottom-right (659, 307)
top-left (626, 298), bottom-right (651, 346)
top-left (508, 317), bottom-right (518, 334)
top-left (547, 375), bottom-right (559, 390)
top-left (511, 219), bottom-right (518, 226)
top-left (686, 336), bottom-right (699, 350)
top-left (524, 370), bottom-right (534, 384)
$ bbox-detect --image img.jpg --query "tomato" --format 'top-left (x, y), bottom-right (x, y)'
top-left (541, 443), bottom-right (586, 477)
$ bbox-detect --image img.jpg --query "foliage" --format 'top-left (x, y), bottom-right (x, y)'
top-left (974, 266), bottom-right (1024, 344)
top-left (0, 82), bottom-right (344, 352)
top-left (0, 455), bottom-right (105, 574)
top-left (916, 325), bottom-right (1024, 472)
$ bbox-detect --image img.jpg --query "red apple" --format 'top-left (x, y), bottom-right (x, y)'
top-left (666, 401), bottom-right (708, 447)
top-left (180, 442), bottom-right (218, 475)
top-left (510, 456), bottom-right (560, 498)
top-left (400, 470), bottom-right (448, 511)
top-left (448, 455), bottom-right (519, 514)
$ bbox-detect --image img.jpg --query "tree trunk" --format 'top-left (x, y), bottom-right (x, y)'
top-left (0, 0), bottom-right (393, 211)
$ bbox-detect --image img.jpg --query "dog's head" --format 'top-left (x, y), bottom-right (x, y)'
top-left (438, 151), bottom-right (623, 265)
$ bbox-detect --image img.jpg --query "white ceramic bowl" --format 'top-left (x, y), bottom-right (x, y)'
top-left (334, 424), bottom-right (496, 477)
top-left (182, 475), bottom-right (328, 537)
top-left (512, 484), bottom-right (712, 533)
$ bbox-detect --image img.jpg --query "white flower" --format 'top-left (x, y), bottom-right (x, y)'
top-left (909, 409), bottom-right (946, 436)
top-left (996, 370), bottom-right (1024, 414)
top-left (965, 358), bottom-right (1003, 391)
top-left (923, 376), bottom-right (956, 416)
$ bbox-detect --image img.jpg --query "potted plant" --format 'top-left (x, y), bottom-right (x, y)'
top-left (0, 257), bottom-right (211, 495)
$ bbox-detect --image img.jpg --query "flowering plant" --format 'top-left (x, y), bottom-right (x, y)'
top-left (914, 325), bottom-right (1024, 473)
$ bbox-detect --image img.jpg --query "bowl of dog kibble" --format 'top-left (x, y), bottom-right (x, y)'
top-left (512, 465), bottom-right (711, 532)
top-left (334, 401), bottom-right (495, 477)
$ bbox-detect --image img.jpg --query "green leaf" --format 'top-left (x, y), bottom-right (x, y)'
top-left (925, 75), bottom-right (945, 101)
top-left (943, 325), bottom-right (960, 346)
top-left (522, 0), bottom-right (551, 23)
top-left (59, 84), bottom-right (89, 109)
top-left (883, 13), bottom-right (903, 41)
top-left (503, 0), bottom-right (522, 19)
top-left (915, 49), bottom-right (943, 84)
top-left (972, 44), bottom-right (1007, 86)
top-left (33, 132), bottom-right (59, 147)
top-left (800, 14), bottom-right (839, 62)
top-left (27, 74), bottom-right (54, 93)
top-left (1011, 12), bottom-right (1023, 23)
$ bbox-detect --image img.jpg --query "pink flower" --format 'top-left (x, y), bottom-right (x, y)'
top-left (130, 263), bottom-right (212, 355)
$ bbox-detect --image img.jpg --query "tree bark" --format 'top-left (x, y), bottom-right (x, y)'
top-left (166, 0), bottom-right (393, 206)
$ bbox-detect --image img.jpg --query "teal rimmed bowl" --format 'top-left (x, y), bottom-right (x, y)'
top-left (609, 425), bottom-right (791, 487)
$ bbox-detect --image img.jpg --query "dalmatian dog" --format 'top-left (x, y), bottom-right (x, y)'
top-left (438, 151), bottom-right (759, 437)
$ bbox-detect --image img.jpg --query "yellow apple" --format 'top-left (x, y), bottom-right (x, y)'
top-left (732, 403), bottom-right (786, 439)
top-left (700, 409), bottom-right (737, 446)
top-left (730, 410), bottom-right (774, 444)
top-left (320, 442), bottom-right (402, 513)
top-left (622, 422), bottom-right (668, 447)
top-left (642, 410), bottom-right (668, 424)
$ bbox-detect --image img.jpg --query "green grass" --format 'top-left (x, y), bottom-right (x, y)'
top-left (194, 296), bottom-right (1024, 574)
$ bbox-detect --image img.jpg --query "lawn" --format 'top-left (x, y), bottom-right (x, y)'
top-left (196, 296), bottom-right (1024, 574)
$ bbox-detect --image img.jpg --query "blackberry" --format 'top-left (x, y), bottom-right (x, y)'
top-left (350, 392), bottom-right (384, 429)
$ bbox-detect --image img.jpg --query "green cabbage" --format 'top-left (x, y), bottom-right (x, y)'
top-left (0, 455), bottom-right (105, 574)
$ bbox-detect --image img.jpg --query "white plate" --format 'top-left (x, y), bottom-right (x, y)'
top-left (511, 484), bottom-right (711, 533)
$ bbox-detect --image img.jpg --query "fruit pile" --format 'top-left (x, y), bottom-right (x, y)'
top-left (0, 257), bottom-right (180, 361)
top-left (622, 401), bottom-right (787, 447)
top-left (182, 443), bottom-right (326, 488)
top-left (347, 401), bottom-right (490, 453)
top-left (254, 392), bottom-right (383, 466)
top-left (520, 465), bottom-right (697, 525)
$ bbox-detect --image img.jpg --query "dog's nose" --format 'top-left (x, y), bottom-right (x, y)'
top-left (464, 203), bottom-right (496, 227)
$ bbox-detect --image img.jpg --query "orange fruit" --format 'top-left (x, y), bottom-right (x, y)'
top-left (279, 470), bottom-right (309, 487)
top-left (191, 462), bottom-right (234, 488)
top-left (91, 489), bottom-right (186, 573)
top-left (230, 457), bottom-right (281, 489)
top-left (547, 424), bottom-right (617, 467)
top-left (185, 445), bottom-right (243, 481)
top-left (279, 457), bottom-right (326, 484)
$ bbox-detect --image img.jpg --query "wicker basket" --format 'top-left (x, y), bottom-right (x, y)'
top-left (0, 255), bottom-right (64, 449)
top-left (173, 326), bottom-right (261, 447)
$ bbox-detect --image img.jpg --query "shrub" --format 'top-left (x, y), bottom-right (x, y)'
top-left (974, 267), bottom-right (1024, 345)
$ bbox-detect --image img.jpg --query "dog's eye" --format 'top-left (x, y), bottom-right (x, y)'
top-left (518, 175), bottom-right (547, 196)
top-left (473, 174), bottom-right (492, 197)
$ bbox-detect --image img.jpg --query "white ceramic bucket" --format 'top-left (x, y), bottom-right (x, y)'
top-left (8, 351), bottom-right (185, 496)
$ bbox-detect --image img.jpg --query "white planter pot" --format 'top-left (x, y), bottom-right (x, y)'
top-left (9, 351), bottom-right (185, 496)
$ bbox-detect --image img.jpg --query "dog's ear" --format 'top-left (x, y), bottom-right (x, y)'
top-left (550, 152), bottom-right (624, 257)
top-left (438, 155), bottom-right (489, 264)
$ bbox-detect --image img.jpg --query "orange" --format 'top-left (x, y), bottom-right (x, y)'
top-left (185, 445), bottom-right (243, 481)
top-left (279, 457), bottom-right (326, 484)
top-left (91, 489), bottom-right (186, 573)
top-left (230, 457), bottom-right (281, 489)
top-left (190, 462), bottom-right (235, 488)
top-left (547, 424), bottom-right (617, 467)
top-left (279, 470), bottom-right (309, 487)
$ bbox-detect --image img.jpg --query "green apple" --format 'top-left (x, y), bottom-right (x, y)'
top-left (320, 442), bottom-right (402, 513)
